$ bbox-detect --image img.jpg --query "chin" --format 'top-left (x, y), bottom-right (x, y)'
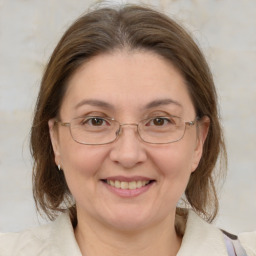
top-left (98, 207), bottom-right (161, 233)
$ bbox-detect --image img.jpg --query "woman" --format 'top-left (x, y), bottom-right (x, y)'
top-left (0, 4), bottom-right (255, 256)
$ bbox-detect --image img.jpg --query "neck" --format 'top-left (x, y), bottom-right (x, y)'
top-left (74, 211), bottom-right (181, 256)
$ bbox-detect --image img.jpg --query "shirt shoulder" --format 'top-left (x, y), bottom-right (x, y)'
top-left (0, 222), bottom-right (53, 256)
top-left (0, 212), bottom-right (81, 256)
top-left (177, 210), bottom-right (228, 255)
top-left (238, 231), bottom-right (256, 256)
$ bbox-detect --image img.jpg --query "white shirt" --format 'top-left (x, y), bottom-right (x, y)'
top-left (1, 210), bottom-right (255, 256)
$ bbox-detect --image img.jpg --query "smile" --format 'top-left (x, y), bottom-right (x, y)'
top-left (106, 180), bottom-right (151, 190)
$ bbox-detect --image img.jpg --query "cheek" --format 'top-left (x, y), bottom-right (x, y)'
top-left (150, 140), bottom-right (197, 195)
top-left (150, 144), bottom-right (196, 209)
top-left (59, 141), bottom-right (109, 190)
top-left (152, 143), bottom-right (195, 175)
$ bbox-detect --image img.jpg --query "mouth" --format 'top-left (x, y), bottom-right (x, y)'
top-left (102, 179), bottom-right (155, 190)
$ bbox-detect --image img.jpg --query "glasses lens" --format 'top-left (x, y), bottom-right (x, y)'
top-left (138, 116), bottom-right (186, 144)
top-left (70, 117), bottom-right (119, 145)
top-left (68, 116), bottom-right (189, 145)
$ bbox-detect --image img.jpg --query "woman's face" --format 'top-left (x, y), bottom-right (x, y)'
top-left (49, 50), bottom-right (208, 231)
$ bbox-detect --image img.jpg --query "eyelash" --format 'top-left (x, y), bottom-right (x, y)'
top-left (77, 110), bottom-right (178, 121)
top-left (81, 117), bottom-right (110, 126)
top-left (78, 112), bottom-right (109, 118)
top-left (146, 111), bottom-right (177, 118)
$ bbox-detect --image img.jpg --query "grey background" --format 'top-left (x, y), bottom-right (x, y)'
top-left (0, 0), bottom-right (255, 233)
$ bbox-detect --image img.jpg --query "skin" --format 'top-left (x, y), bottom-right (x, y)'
top-left (49, 50), bottom-right (209, 256)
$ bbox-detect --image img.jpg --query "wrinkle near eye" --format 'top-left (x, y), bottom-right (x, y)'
top-left (145, 110), bottom-right (182, 119)
top-left (76, 111), bottom-right (111, 119)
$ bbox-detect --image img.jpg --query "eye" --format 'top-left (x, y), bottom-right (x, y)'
top-left (152, 118), bottom-right (167, 126)
top-left (146, 117), bottom-right (175, 126)
top-left (82, 117), bottom-right (110, 126)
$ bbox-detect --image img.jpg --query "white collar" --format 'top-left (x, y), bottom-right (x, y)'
top-left (177, 210), bottom-right (228, 256)
top-left (48, 210), bottom-right (228, 256)
top-left (48, 213), bottom-right (82, 255)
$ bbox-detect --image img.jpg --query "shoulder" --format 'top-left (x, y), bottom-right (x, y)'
top-left (178, 210), bottom-right (256, 256)
top-left (0, 213), bottom-right (81, 256)
top-left (238, 231), bottom-right (256, 256)
top-left (178, 210), bottom-right (228, 255)
top-left (0, 223), bottom-right (51, 255)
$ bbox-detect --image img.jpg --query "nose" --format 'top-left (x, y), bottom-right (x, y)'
top-left (109, 124), bottom-right (147, 169)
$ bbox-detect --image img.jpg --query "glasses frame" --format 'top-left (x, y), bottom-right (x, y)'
top-left (55, 116), bottom-right (199, 145)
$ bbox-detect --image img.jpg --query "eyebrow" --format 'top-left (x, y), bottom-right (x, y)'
top-left (145, 99), bottom-right (183, 109)
top-left (75, 99), bottom-right (114, 110)
top-left (74, 98), bottom-right (182, 110)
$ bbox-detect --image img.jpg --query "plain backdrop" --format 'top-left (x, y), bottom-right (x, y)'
top-left (0, 0), bottom-right (255, 233)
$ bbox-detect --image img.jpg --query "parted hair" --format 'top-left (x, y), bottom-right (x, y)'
top-left (30, 4), bottom-right (227, 228)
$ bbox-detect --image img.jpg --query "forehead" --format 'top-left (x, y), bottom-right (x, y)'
top-left (60, 50), bottom-right (195, 118)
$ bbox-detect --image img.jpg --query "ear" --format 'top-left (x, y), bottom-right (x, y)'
top-left (48, 119), bottom-right (61, 166)
top-left (191, 116), bottom-right (210, 172)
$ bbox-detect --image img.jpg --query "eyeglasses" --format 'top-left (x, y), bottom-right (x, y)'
top-left (55, 115), bottom-right (198, 145)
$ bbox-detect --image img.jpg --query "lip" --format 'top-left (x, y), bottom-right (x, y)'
top-left (101, 176), bottom-right (156, 198)
top-left (102, 176), bottom-right (152, 182)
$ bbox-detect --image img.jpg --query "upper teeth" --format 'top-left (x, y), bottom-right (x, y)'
top-left (107, 180), bottom-right (150, 190)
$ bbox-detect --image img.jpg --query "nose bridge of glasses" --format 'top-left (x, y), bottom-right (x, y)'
top-left (116, 123), bottom-right (139, 137)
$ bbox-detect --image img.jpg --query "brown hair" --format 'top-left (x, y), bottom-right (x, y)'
top-left (31, 4), bottom-right (227, 226)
